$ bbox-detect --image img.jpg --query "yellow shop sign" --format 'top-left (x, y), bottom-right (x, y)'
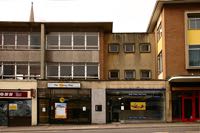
top-left (130, 102), bottom-right (146, 110)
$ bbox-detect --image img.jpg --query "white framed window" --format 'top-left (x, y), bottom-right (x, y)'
top-left (188, 13), bottom-right (200, 29)
top-left (189, 45), bottom-right (200, 67)
top-left (140, 70), bottom-right (151, 80)
top-left (124, 70), bottom-right (135, 80)
top-left (139, 43), bottom-right (151, 53)
top-left (108, 43), bottom-right (119, 53)
top-left (123, 43), bottom-right (135, 53)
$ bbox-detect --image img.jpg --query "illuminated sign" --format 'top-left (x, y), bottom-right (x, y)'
top-left (0, 92), bottom-right (28, 98)
top-left (130, 102), bottom-right (146, 110)
top-left (48, 83), bottom-right (81, 88)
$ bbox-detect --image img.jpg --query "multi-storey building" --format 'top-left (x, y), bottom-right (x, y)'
top-left (0, 0), bottom-right (200, 127)
top-left (148, 0), bottom-right (200, 122)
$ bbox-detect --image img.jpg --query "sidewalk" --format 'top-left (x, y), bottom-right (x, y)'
top-left (1, 123), bottom-right (200, 132)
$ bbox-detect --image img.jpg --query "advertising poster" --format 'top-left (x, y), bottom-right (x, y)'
top-left (55, 103), bottom-right (67, 119)
top-left (130, 102), bottom-right (146, 110)
top-left (9, 104), bottom-right (17, 110)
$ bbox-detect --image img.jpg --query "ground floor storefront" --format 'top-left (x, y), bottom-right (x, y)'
top-left (0, 81), bottom-right (37, 126)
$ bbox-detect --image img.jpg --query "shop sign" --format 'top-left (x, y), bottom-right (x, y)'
top-left (0, 92), bottom-right (28, 98)
top-left (48, 83), bottom-right (81, 88)
top-left (59, 97), bottom-right (65, 103)
top-left (9, 104), bottom-right (17, 110)
top-left (130, 102), bottom-right (146, 110)
top-left (55, 103), bottom-right (67, 119)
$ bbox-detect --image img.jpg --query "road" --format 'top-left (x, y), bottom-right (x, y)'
top-left (2, 126), bottom-right (200, 133)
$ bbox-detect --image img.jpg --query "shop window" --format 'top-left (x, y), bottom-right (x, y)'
top-left (124, 43), bottom-right (135, 53)
top-left (140, 70), bottom-right (151, 80)
top-left (188, 13), bottom-right (200, 29)
top-left (87, 65), bottom-right (98, 79)
top-left (139, 43), bottom-right (151, 53)
top-left (124, 70), bottom-right (135, 80)
top-left (60, 65), bottom-right (72, 77)
top-left (109, 70), bottom-right (119, 80)
top-left (30, 33), bottom-right (40, 49)
top-left (60, 33), bottom-right (72, 49)
top-left (3, 33), bottom-right (15, 49)
top-left (189, 45), bottom-right (200, 67)
top-left (108, 43), bottom-right (119, 53)
top-left (16, 33), bottom-right (28, 49)
top-left (47, 34), bottom-right (59, 49)
top-left (47, 65), bottom-right (58, 77)
top-left (73, 65), bottom-right (85, 77)
top-left (73, 33), bottom-right (85, 49)
top-left (158, 51), bottom-right (163, 74)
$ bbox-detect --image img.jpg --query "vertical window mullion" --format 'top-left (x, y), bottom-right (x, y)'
top-left (28, 62), bottom-right (30, 79)
top-left (85, 63), bottom-right (87, 79)
top-left (98, 32), bottom-right (100, 50)
top-left (98, 63), bottom-right (100, 79)
top-left (72, 32), bottom-right (74, 50)
top-left (15, 33), bottom-right (17, 49)
top-left (71, 63), bottom-right (74, 79)
top-left (2, 33), bottom-right (4, 49)
top-left (28, 33), bottom-right (30, 49)
top-left (85, 32), bottom-right (87, 50)
top-left (14, 63), bottom-right (17, 79)
top-left (58, 63), bottom-right (60, 79)
top-left (58, 33), bottom-right (60, 50)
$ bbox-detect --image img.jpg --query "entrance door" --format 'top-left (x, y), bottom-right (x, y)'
top-left (182, 96), bottom-right (195, 121)
top-left (0, 101), bottom-right (8, 126)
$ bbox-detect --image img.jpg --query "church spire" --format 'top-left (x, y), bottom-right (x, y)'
top-left (29, 2), bottom-right (34, 22)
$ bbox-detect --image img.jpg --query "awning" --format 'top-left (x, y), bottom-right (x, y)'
top-left (168, 76), bottom-right (200, 83)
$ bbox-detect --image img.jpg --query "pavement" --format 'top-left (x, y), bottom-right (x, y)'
top-left (0, 123), bottom-right (200, 132)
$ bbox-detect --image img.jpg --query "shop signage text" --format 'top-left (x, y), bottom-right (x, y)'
top-left (130, 102), bottom-right (146, 110)
top-left (0, 92), bottom-right (28, 98)
top-left (48, 83), bottom-right (81, 88)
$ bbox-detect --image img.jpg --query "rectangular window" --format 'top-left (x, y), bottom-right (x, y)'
top-left (158, 51), bottom-right (163, 74)
top-left (30, 64), bottom-right (40, 79)
top-left (3, 63), bottom-right (15, 79)
top-left (60, 65), bottom-right (72, 77)
top-left (109, 43), bottom-right (119, 53)
top-left (109, 70), bottom-right (119, 80)
top-left (16, 63), bottom-right (28, 79)
top-left (47, 65), bottom-right (58, 77)
top-left (16, 33), bottom-right (28, 49)
top-left (188, 13), bottom-right (200, 29)
top-left (189, 45), bottom-right (200, 67)
top-left (30, 33), bottom-right (40, 49)
top-left (73, 64), bottom-right (85, 78)
top-left (124, 70), bottom-right (135, 80)
top-left (157, 23), bottom-right (162, 42)
top-left (124, 43), bottom-right (135, 53)
top-left (86, 33), bottom-right (98, 50)
top-left (140, 70), bottom-right (151, 80)
top-left (87, 64), bottom-right (98, 79)
top-left (60, 33), bottom-right (72, 49)
top-left (139, 43), bottom-right (151, 53)
top-left (47, 34), bottom-right (59, 49)
top-left (3, 33), bottom-right (15, 49)
top-left (73, 33), bottom-right (85, 49)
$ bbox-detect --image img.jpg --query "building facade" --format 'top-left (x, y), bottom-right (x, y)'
top-left (148, 0), bottom-right (200, 122)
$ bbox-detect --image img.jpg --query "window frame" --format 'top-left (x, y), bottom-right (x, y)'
top-left (124, 70), bottom-right (136, 80)
top-left (188, 45), bottom-right (200, 67)
top-left (109, 70), bottom-right (119, 80)
top-left (139, 43), bottom-right (151, 53)
top-left (140, 70), bottom-right (151, 80)
top-left (108, 43), bottom-right (120, 53)
top-left (123, 43), bottom-right (135, 53)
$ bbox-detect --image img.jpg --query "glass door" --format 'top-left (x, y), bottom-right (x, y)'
top-left (0, 101), bottom-right (8, 126)
top-left (182, 96), bottom-right (195, 121)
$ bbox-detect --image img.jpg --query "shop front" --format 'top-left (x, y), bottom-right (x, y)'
top-left (106, 89), bottom-right (165, 123)
top-left (0, 81), bottom-right (37, 126)
top-left (38, 82), bottom-right (91, 124)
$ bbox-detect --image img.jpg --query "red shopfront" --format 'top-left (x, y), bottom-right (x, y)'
top-left (0, 90), bottom-right (33, 126)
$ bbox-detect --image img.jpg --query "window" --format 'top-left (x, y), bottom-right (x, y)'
top-left (188, 13), bottom-right (200, 29)
top-left (87, 64), bottom-right (98, 79)
top-left (109, 43), bottom-right (119, 53)
top-left (158, 51), bottom-right (163, 74)
top-left (47, 65), bottom-right (58, 77)
top-left (73, 32), bottom-right (85, 49)
top-left (30, 33), bottom-right (40, 49)
top-left (157, 23), bottom-right (162, 42)
top-left (86, 33), bottom-right (98, 50)
top-left (17, 33), bottom-right (28, 49)
top-left (124, 70), bottom-right (135, 80)
top-left (3, 63), bottom-right (15, 79)
top-left (139, 43), bottom-right (151, 53)
top-left (16, 63), bottom-right (28, 79)
top-left (109, 70), bottom-right (119, 80)
top-left (124, 43), bottom-right (135, 53)
top-left (189, 45), bottom-right (200, 67)
top-left (60, 65), bottom-right (71, 77)
top-left (30, 64), bottom-right (40, 79)
top-left (47, 34), bottom-right (58, 49)
top-left (140, 70), bottom-right (151, 80)
top-left (73, 64), bottom-right (85, 77)
top-left (3, 33), bottom-right (15, 49)
top-left (60, 33), bottom-right (72, 49)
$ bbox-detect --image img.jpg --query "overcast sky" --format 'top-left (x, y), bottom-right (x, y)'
top-left (0, 0), bottom-right (156, 32)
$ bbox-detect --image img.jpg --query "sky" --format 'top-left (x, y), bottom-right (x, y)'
top-left (0, 0), bottom-right (157, 32)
